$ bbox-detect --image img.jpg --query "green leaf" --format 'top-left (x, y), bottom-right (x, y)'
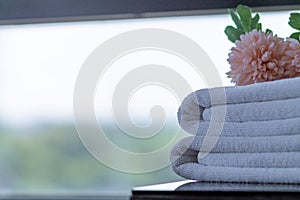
top-left (225, 26), bottom-right (244, 43)
top-left (256, 23), bottom-right (262, 31)
top-left (237, 5), bottom-right (252, 32)
top-left (290, 32), bottom-right (300, 41)
top-left (224, 4), bottom-right (263, 42)
top-left (265, 29), bottom-right (273, 34)
top-left (251, 13), bottom-right (260, 29)
top-left (229, 9), bottom-right (243, 30)
top-left (289, 13), bottom-right (300, 30)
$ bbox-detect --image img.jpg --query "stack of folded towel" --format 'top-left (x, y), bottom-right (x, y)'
top-left (170, 77), bottom-right (300, 183)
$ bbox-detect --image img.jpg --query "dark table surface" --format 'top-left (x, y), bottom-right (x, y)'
top-left (131, 180), bottom-right (300, 200)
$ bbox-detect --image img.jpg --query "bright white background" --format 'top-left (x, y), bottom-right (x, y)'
top-left (0, 11), bottom-right (296, 126)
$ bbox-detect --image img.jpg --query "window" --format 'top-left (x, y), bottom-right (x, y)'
top-left (0, 10), bottom-right (296, 197)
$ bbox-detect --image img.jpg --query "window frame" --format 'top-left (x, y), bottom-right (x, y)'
top-left (0, 0), bottom-right (300, 25)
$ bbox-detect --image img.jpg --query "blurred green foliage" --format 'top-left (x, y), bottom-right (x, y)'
top-left (0, 123), bottom-right (182, 194)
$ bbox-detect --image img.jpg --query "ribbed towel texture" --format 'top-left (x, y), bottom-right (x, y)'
top-left (171, 77), bottom-right (300, 183)
top-left (198, 152), bottom-right (300, 168)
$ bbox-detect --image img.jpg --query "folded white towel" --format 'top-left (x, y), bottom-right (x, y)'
top-left (202, 97), bottom-right (300, 122)
top-left (182, 117), bottom-right (300, 137)
top-left (178, 77), bottom-right (300, 136)
top-left (170, 137), bottom-right (300, 183)
top-left (198, 152), bottom-right (300, 168)
top-left (191, 134), bottom-right (300, 153)
top-left (195, 77), bottom-right (300, 107)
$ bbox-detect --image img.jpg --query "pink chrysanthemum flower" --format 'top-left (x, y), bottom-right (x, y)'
top-left (227, 30), bottom-right (291, 85)
top-left (281, 38), bottom-right (300, 78)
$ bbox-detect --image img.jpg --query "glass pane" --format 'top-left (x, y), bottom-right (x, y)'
top-left (0, 10), bottom-right (294, 196)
